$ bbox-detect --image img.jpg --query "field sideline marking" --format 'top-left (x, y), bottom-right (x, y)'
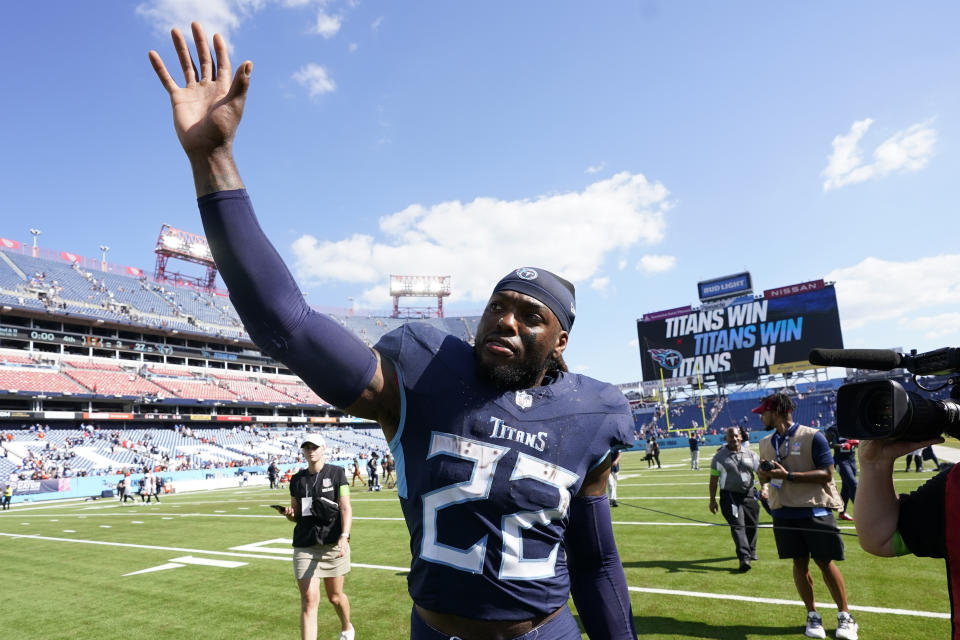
top-left (627, 587), bottom-right (950, 619)
top-left (0, 531), bottom-right (945, 618)
top-left (0, 531), bottom-right (409, 572)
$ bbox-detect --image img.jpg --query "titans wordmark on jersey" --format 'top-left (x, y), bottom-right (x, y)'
top-left (375, 323), bottom-right (634, 620)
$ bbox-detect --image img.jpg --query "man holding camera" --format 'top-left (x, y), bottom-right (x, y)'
top-left (755, 393), bottom-right (859, 640)
top-left (854, 436), bottom-right (955, 632)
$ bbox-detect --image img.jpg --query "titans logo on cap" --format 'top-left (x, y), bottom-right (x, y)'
top-left (515, 268), bottom-right (538, 280)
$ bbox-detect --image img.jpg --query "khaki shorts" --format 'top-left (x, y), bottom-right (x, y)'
top-left (293, 543), bottom-right (350, 579)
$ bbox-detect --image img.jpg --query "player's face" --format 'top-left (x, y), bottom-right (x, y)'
top-left (474, 290), bottom-right (568, 390)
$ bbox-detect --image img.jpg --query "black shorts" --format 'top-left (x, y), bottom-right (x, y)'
top-left (772, 513), bottom-right (844, 561)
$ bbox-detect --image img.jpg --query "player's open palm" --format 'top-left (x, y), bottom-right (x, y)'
top-left (148, 22), bottom-right (251, 158)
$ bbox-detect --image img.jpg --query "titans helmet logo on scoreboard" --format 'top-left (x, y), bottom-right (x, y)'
top-left (648, 348), bottom-right (683, 370)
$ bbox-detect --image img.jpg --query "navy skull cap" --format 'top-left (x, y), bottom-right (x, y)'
top-left (492, 267), bottom-right (576, 332)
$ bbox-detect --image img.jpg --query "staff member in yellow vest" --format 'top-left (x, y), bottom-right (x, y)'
top-left (755, 393), bottom-right (859, 640)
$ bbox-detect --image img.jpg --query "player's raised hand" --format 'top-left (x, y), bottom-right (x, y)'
top-left (148, 22), bottom-right (251, 160)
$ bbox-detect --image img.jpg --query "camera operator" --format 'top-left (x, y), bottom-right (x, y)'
top-left (854, 437), bottom-right (951, 594)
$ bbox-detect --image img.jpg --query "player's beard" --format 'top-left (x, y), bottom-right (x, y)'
top-left (474, 334), bottom-right (560, 391)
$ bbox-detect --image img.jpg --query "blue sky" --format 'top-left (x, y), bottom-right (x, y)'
top-left (1, 1), bottom-right (958, 385)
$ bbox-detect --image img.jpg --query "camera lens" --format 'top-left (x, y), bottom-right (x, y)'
top-left (863, 388), bottom-right (895, 435)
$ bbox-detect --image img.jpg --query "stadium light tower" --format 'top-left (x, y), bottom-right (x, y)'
top-left (29, 228), bottom-right (41, 258)
top-left (153, 223), bottom-right (219, 291)
top-left (389, 275), bottom-right (451, 318)
top-left (99, 245), bottom-right (110, 272)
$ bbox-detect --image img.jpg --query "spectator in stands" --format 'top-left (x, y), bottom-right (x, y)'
top-left (755, 393), bottom-right (858, 640)
top-left (151, 24), bottom-right (635, 639)
top-left (282, 434), bottom-right (354, 640)
top-left (708, 427), bottom-right (760, 572)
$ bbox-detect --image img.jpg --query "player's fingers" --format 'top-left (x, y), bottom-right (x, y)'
top-left (148, 51), bottom-right (179, 94)
top-left (192, 22), bottom-right (213, 81)
top-left (171, 27), bottom-right (196, 85)
top-left (212, 33), bottom-right (231, 83)
top-left (225, 61), bottom-right (252, 103)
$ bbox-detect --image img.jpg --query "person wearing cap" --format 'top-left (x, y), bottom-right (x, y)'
top-left (151, 23), bottom-right (636, 640)
top-left (754, 393), bottom-right (858, 640)
top-left (283, 433), bottom-right (354, 640)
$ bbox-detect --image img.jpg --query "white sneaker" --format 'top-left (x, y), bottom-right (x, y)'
top-left (836, 611), bottom-right (858, 640)
top-left (338, 625), bottom-right (355, 640)
top-left (804, 611), bottom-right (826, 639)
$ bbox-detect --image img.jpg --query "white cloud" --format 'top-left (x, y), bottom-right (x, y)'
top-left (636, 254), bottom-right (676, 274)
top-left (899, 313), bottom-right (960, 341)
top-left (348, 42), bottom-right (358, 53)
top-left (824, 254), bottom-right (960, 330)
top-left (590, 276), bottom-right (610, 292)
top-left (627, 338), bottom-right (639, 347)
top-left (137, 0), bottom-right (267, 46)
top-left (314, 9), bottom-right (342, 38)
top-left (291, 171), bottom-right (671, 306)
top-left (371, 15), bottom-right (384, 32)
top-left (586, 163), bottom-right (605, 175)
top-left (822, 118), bottom-right (936, 191)
top-left (292, 63), bottom-right (336, 96)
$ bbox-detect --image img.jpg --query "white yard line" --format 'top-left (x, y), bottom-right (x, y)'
top-left (0, 531), bottom-right (942, 618)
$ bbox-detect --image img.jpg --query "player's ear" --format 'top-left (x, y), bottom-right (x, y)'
top-left (552, 330), bottom-right (568, 358)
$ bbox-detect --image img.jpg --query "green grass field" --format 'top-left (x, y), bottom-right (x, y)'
top-left (1, 448), bottom-right (951, 639)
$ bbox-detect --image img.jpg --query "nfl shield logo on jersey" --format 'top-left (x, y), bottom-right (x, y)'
top-left (515, 390), bottom-right (533, 409)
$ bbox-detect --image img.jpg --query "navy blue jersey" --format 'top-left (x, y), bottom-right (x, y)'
top-left (375, 323), bottom-right (634, 620)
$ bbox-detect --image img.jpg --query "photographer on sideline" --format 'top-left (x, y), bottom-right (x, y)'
top-left (755, 393), bottom-right (858, 640)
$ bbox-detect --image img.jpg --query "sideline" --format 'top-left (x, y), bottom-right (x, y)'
top-left (0, 531), bottom-right (946, 619)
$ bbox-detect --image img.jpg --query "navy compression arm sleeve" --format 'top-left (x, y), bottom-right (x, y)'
top-left (197, 190), bottom-right (377, 408)
top-left (566, 494), bottom-right (637, 640)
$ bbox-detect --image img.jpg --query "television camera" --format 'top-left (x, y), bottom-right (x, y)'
top-left (809, 347), bottom-right (960, 441)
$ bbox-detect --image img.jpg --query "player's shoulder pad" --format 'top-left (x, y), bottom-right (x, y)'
top-left (569, 373), bottom-right (632, 414)
top-left (374, 322), bottom-right (467, 360)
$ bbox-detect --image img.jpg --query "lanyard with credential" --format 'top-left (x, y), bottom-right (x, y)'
top-left (773, 426), bottom-right (796, 464)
